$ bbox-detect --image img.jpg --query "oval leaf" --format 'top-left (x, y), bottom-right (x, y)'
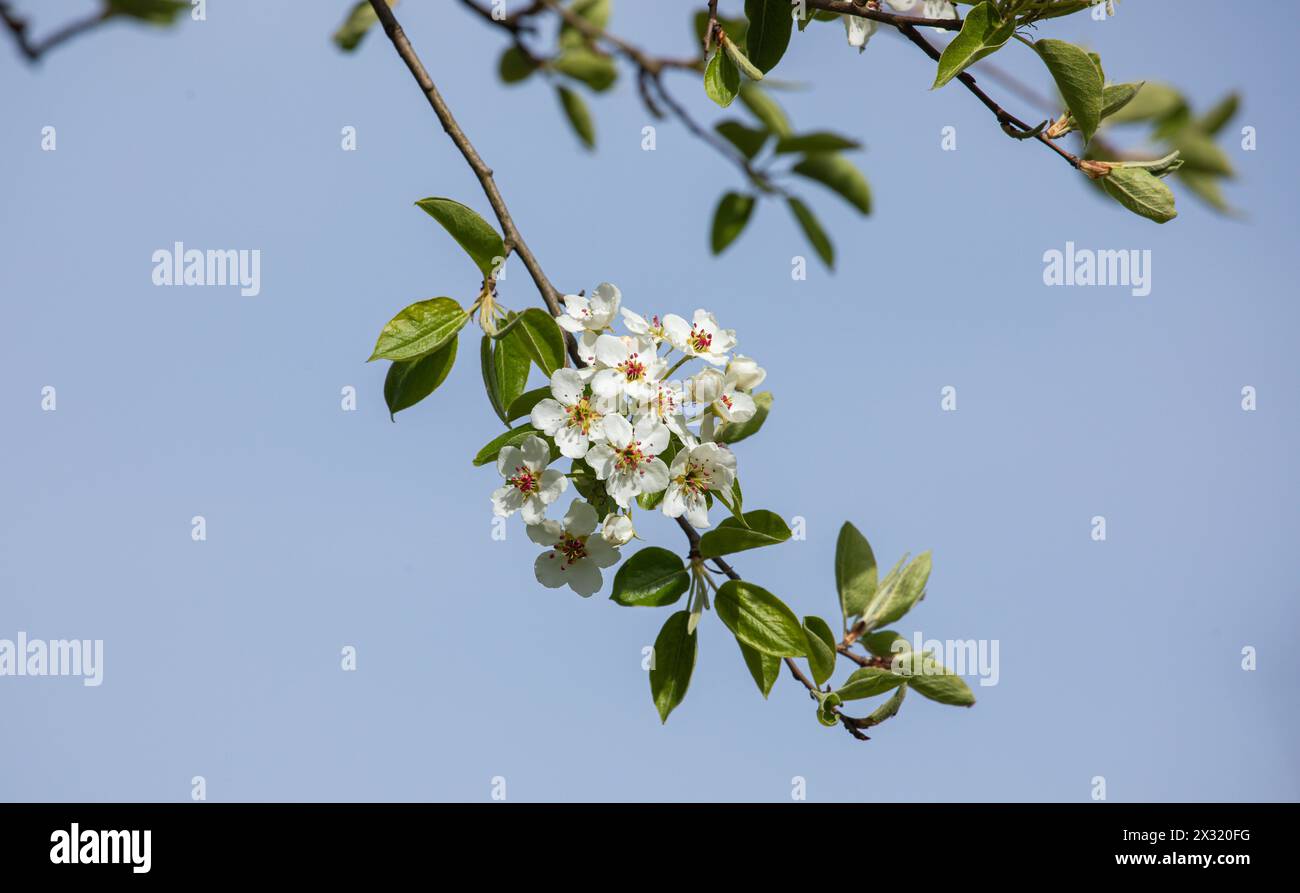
top-left (714, 391), bottom-right (772, 444)
top-left (611, 547), bottom-right (689, 607)
top-left (836, 665), bottom-right (905, 701)
top-left (791, 154), bottom-right (871, 214)
top-left (786, 198), bottom-right (833, 270)
top-left (711, 192), bottom-right (756, 255)
top-left (714, 580), bottom-right (806, 658)
top-left (1034, 39), bottom-right (1104, 144)
top-left (737, 637), bottom-right (781, 698)
top-left (506, 386), bottom-right (550, 423)
top-left (1100, 166), bottom-right (1177, 223)
top-left (698, 509), bottom-right (791, 558)
top-left (932, 1), bottom-right (1014, 90)
top-left (743, 0), bottom-right (793, 74)
top-left (512, 308), bottom-right (567, 377)
top-left (415, 198), bottom-right (505, 279)
top-left (803, 616), bottom-right (837, 687)
top-left (383, 337), bottom-right (458, 420)
top-left (557, 85), bottom-right (596, 149)
top-left (649, 610), bottom-right (697, 722)
top-left (704, 49), bottom-right (741, 108)
top-left (472, 423), bottom-right (540, 467)
top-left (369, 297), bottom-right (468, 362)
top-left (835, 521), bottom-right (878, 625)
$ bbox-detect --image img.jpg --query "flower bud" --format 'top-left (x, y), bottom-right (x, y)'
top-left (601, 513), bottom-right (635, 546)
top-left (689, 368), bottom-right (725, 404)
top-left (726, 355), bottom-right (766, 391)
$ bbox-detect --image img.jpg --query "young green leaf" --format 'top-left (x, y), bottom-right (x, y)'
top-left (860, 551), bottom-right (931, 632)
top-left (704, 49), bottom-right (741, 108)
top-left (860, 629), bottom-right (908, 658)
top-left (894, 651), bottom-right (975, 706)
top-left (932, 1), bottom-right (1015, 89)
top-left (865, 684), bottom-right (906, 724)
top-left (714, 580), bottom-right (807, 658)
top-left (835, 665), bottom-right (905, 701)
top-left (480, 334), bottom-right (507, 423)
top-left (556, 85), bottom-right (596, 149)
top-left (720, 34), bottom-right (765, 81)
top-left (559, 0), bottom-right (611, 48)
top-left (791, 154), bottom-right (871, 214)
top-left (1033, 39), bottom-right (1104, 143)
top-left (493, 330), bottom-right (530, 416)
top-left (774, 132), bottom-right (861, 154)
top-left (649, 610), bottom-right (698, 722)
top-left (714, 391), bottom-right (772, 444)
top-left (471, 424), bottom-right (557, 467)
top-left (332, 0), bottom-right (387, 51)
top-left (715, 120), bottom-right (770, 159)
top-left (611, 548), bottom-right (690, 607)
top-left (1104, 81), bottom-right (1184, 124)
top-left (698, 510), bottom-right (791, 559)
top-left (710, 192), bottom-right (756, 255)
top-left (552, 48), bottom-right (618, 92)
top-left (1099, 166), bottom-right (1178, 223)
top-left (383, 337), bottom-right (458, 420)
top-left (511, 308), bottom-right (567, 376)
top-left (505, 386), bottom-right (550, 423)
top-left (738, 82), bottom-right (791, 136)
top-left (369, 297), bottom-right (469, 362)
top-left (803, 616), bottom-right (838, 687)
top-left (743, 0), bottom-right (793, 74)
top-left (1100, 82), bottom-right (1143, 121)
top-left (835, 521), bottom-right (877, 626)
top-left (786, 197), bottom-right (833, 269)
top-left (415, 198), bottom-right (505, 279)
top-left (499, 45), bottom-right (540, 83)
top-left (737, 638), bottom-right (781, 698)
top-left (1197, 92), bottom-right (1240, 136)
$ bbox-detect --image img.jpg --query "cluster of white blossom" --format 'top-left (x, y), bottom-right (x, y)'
top-left (489, 283), bottom-right (766, 596)
top-left (843, 0), bottom-right (956, 51)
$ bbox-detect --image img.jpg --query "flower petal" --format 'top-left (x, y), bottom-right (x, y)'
top-left (519, 434), bottom-right (550, 471)
top-left (530, 398), bottom-right (566, 434)
top-left (527, 519), bottom-right (564, 546)
top-left (639, 457), bottom-right (670, 494)
top-left (594, 333), bottom-right (628, 368)
top-left (550, 368), bottom-right (584, 406)
top-left (601, 412), bottom-right (633, 448)
top-left (537, 468), bottom-right (568, 504)
top-left (564, 499), bottom-right (599, 536)
top-left (496, 445), bottom-right (523, 478)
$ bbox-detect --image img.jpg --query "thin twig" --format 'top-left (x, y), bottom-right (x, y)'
top-left (1, 2), bottom-right (110, 63)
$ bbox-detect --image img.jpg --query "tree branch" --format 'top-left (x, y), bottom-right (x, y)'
top-left (1, 2), bottom-right (110, 63)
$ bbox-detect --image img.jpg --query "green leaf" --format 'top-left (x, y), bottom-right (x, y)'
top-left (739, 83), bottom-right (791, 137)
top-left (1100, 166), bottom-right (1178, 223)
top-left (611, 548), bottom-right (690, 607)
top-left (1178, 170), bottom-right (1232, 214)
top-left (693, 10), bottom-right (748, 46)
top-left (860, 551), bottom-right (931, 633)
top-left (704, 49), bottom-right (741, 108)
top-left (649, 611), bottom-right (698, 722)
top-left (552, 48), bottom-right (618, 92)
top-left (698, 509), bottom-right (791, 559)
top-left (861, 629), bottom-right (908, 658)
top-left (710, 192), bottom-right (756, 255)
top-left (108, 0), bottom-right (188, 25)
top-left (512, 308), bottom-right (567, 377)
top-left (480, 334), bottom-right (508, 423)
top-left (791, 154), bottom-right (871, 214)
top-left (383, 337), bottom-right (458, 420)
top-left (1104, 82), bottom-right (1184, 125)
top-left (866, 684), bottom-right (906, 724)
top-left (815, 690), bottom-right (842, 727)
top-left (560, 0), bottom-right (611, 47)
top-left (714, 581), bottom-right (807, 658)
top-left (714, 390), bottom-right (772, 444)
top-left (895, 651), bottom-right (975, 706)
top-left (472, 424), bottom-right (542, 467)
top-left (499, 45), bottom-right (540, 83)
top-left (836, 666), bottom-right (905, 701)
top-left (787, 197), bottom-right (833, 270)
top-left (331, 0), bottom-right (384, 50)
top-left (369, 297), bottom-right (469, 362)
top-left (494, 331), bottom-right (530, 418)
top-left (721, 35), bottom-right (765, 81)
top-left (775, 132), bottom-right (861, 154)
top-left (506, 386), bottom-right (550, 424)
top-left (1033, 39), bottom-right (1103, 144)
top-left (715, 120), bottom-right (770, 159)
top-left (1171, 132), bottom-right (1234, 177)
top-left (742, 0), bottom-right (792, 74)
top-left (557, 85), bottom-right (596, 149)
top-left (1100, 82), bottom-right (1142, 121)
top-left (803, 616), bottom-right (837, 687)
top-left (737, 638), bottom-right (781, 698)
top-left (1198, 92), bottom-right (1239, 136)
top-left (415, 198), bottom-right (505, 279)
top-left (931, 1), bottom-right (1014, 90)
top-left (835, 522), bottom-right (877, 626)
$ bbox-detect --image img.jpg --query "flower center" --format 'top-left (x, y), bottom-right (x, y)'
top-left (565, 396), bottom-right (598, 435)
top-left (614, 440), bottom-right (647, 472)
top-left (555, 533), bottom-right (588, 565)
top-left (619, 354), bottom-right (647, 382)
top-left (688, 328), bottom-right (713, 353)
top-left (674, 460), bottom-right (711, 495)
top-left (507, 465), bottom-right (538, 495)
top-left (719, 394), bottom-right (733, 410)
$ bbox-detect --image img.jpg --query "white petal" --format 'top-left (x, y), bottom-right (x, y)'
top-left (565, 559), bottom-right (602, 597)
top-left (594, 333), bottom-right (628, 367)
top-left (519, 434), bottom-right (550, 471)
top-left (530, 398), bottom-right (566, 434)
top-left (550, 368), bottom-right (584, 406)
top-left (621, 307), bottom-right (649, 334)
top-left (585, 443), bottom-right (616, 480)
top-left (589, 283), bottom-right (621, 323)
top-left (639, 457), bottom-right (670, 494)
top-left (661, 483), bottom-right (687, 519)
top-left (577, 331), bottom-right (599, 366)
top-left (683, 493), bottom-right (710, 529)
top-left (591, 368), bottom-right (624, 400)
top-left (564, 499), bottom-right (599, 536)
top-left (717, 389), bottom-right (756, 423)
top-left (527, 519), bottom-right (563, 546)
top-left (606, 470), bottom-right (639, 508)
top-left (554, 424), bottom-right (590, 459)
top-left (521, 495), bottom-right (547, 524)
top-left (562, 294), bottom-right (591, 320)
top-left (537, 468), bottom-right (568, 504)
top-left (535, 550), bottom-right (568, 588)
top-left (496, 445), bottom-right (523, 478)
top-left (691, 369), bottom-right (724, 404)
top-left (636, 418), bottom-right (670, 456)
top-left (586, 535), bottom-right (621, 568)
top-left (557, 314), bottom-right (585, 334)
top-left (661, 314), bottom-right (691, 348)
top-left (491, 484), bottom-right (525, 516)
top-left (601, 413), bottom-right (633, 448)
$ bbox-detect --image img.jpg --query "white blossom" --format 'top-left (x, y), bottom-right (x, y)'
top-left (663, 443), bottom-right (737, 529)
top-left (584, 413), bottom-right (671, 508)
top-left (491, 435), bottom-right (567, 523)
top-left (528, 500), bottom-right (620, 596)
top-left (530, 368), bottom-right (612, 459)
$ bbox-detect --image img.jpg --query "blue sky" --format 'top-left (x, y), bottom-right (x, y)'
top-left (1, 0), bottom-right (1296, 802)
